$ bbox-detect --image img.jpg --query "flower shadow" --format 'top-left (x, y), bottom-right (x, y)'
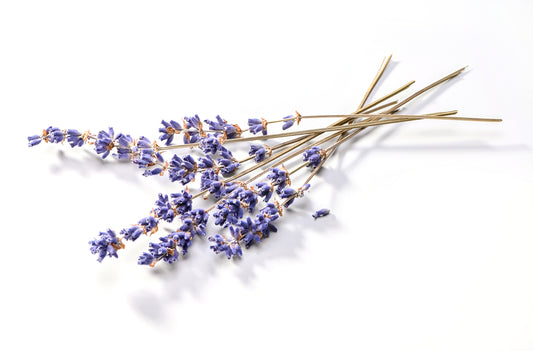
top-left (126, 193), bottom-right (337, 324)
top-left (50, 149), bottom-right (143, 184)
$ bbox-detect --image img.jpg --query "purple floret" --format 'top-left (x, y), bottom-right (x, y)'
top-left (312, 208), bottom-right (330, 219)
top-left (138, 252), bottom-right (155, 266)
top-left (120, 226), bottom-right (144, 241)
top-left (199, 136), bottom-right (221, 154)
top-left (249, 144), bottom-right (269, 162)
top-left (88, 229), bottom-right (121, 262)
top-left (168, 154), bottom-right (197, 184)
top-left (267, 167), bottom-right (290, 193)
top-left (282, 115), bottom-right (294, 130)
top-left (208, 234), bottom-right (242, 259)
top-left (280, 187), bottom-right (297, 207)
top-left (204, 115), bottom-right (241, 139)
top-left (172, 231), bottom-right (193, 254)
top-left (254, 182), bottom-right (274, 202)
top-left (183, 115), bottom-right (203, 144)
top-left (27, 135), bottom-right (42, 147)
top-left (66, 129), bottom-right (84, 147)
top-left (94, 128), bottom-right (115, 159)
top-left (217, 152), bottom-right (240, 174)
top-left (302, 146), bottom-right (324, 169)
top-left (44, 126), bottom-right (65, 143)
top-left (200, 168), bottom-right (219, 191)
top-left (198, 155), bottom-right (215, 170)
top-left (248, 118), bottom-right (267, 135)
top-left (170, 190), bottom-right (193, 215)
top-left (159, 120), bottom-right (182, 145)
top-left (146, 236), bottom-right (179, 264)
top-left (213, 198), bottom-right (243, 227)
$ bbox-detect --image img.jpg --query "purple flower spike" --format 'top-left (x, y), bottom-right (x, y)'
top-left (154, 193), bottom-right (176, 222)
top-left (183, 115), bottom-right (203, 144)
top-left (142, 168), bottom-right (163, 177)
top-left (168, 154), bottom-right (197, 184)
top-left (89, 229), bottom-right (123, 262)
top-left (203, 115), bottom-right (226, 132)
top-left (44, 126), bottom-right (65, 144)
top-left (214, 198), bottom-right (243, 227)
top-left (94, 128), bottom-right (115, 159)
top-left (223, 124), bottom-right (241, 140)
top-left (113, 133), bottom-right (135, 160)
top-left (130, 137), bottom-right (159, 169)
top-left (27, 135), bottom-right (42, 147)
top-left (255, 212), bottom-right (278, 238)
top-left (207, 181), bottom-right (225, 198)
top-left (279, 184), bottom-right (310, 208)
top-left (217, 153), bottom-right (240, 175)
top-left (172, 231), bottom-right (193, 254)
top-left (239, 189), bottom-right (259, 213)
top-left (159, 120), bottom-right (182, 145)
top-left (267, 167), bottom-right (290, 192)
top-left (282, 117), bottom-right (294, 130)
top-left (232, 217), bottom-right (261, 249)
top-left (260, 203), bottom-right (280, 218)
top-left (204, 115), bottom-right (241, 139)
top-left (120, 226), bottom-right (144, 241)
top-left (66, 129), bottom-right (84, 148)
top-left (300, 183), bottom-right (311, 192)
top-left (254, 182), bottom-right (274, 202)
top-left (199, 136), bottom-right (221, 154)
top-left (138, 252), bottom-right (155, 266)
top-left (170, 190), bottom-right (193, 215)
top-left (282, 112), bottom-right (301, 130)
top-left (200, 168), bottom-right (219, 191)
top-left (198, 155), bottom-right (215, 169)
top-left (114, 140), bottom-right (132, 160)
top-left (116, 133), bottom-right (134, 148)
top-left (280, 187), bottom-right (297, 208)
top-left (146, 236), bottom-right (179, 265)
top-left (209, 180), bottom-right (238, 199)
top-left (312, 208), bottom-right (330, 219)
top-left (180, 209), bottom-right (209, 237)
top-left (27, 128), bottom-right (87, 148)
top-left (120, 216), bottom-right (159, 241)
top-left (242, 231), bottom-right (261, 249)
top-left (302, 146), bottom-right (325, 169)
top-left (249, 144), bottom-right (271, 162)
top-left (208, 234), bottom-right (242, 259)
top-left (184, 115), bottom-right (201, 129)
top-left (248, 118), bottom-right (267, 135)
top-left (136, 136), bottom-right (153, 149)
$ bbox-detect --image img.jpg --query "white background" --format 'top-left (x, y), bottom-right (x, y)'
top-left (1, 1), bottom-right (532, 350)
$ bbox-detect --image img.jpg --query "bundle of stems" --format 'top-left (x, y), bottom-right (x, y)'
top-left (27, 55), bottom-right (501, 266)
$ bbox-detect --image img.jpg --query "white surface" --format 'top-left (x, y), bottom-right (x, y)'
top-left (1, 1), bottom-right (533, 350)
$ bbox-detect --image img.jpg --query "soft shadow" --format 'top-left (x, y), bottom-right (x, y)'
top-left (129, 290), bottom-right (168, 325)
top-left (337, 123), bottom-right (402, 170)
top-left (339, 143), bottom-right (529, 153)
top-left (126, 192), bottom-right (339, 323)
top-left (50, 149), bottom-right (143, 184)
top-left (156, 240), bottom-right (218, 300)
top-left (230, 205), bottom-right (319, 284)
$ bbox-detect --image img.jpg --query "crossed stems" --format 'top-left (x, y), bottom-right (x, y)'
top-left (194, 59), bottom-right (500, 209)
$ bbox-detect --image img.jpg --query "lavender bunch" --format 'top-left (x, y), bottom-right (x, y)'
top-left (27, 56), bottom-right (501, 267)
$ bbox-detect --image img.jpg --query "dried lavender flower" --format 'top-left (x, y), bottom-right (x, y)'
top-left (26, 58), bottom-right (502, 268)
top-left (312, 208), bottom-right (330, 219)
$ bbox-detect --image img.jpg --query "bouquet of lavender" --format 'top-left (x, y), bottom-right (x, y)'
top-left (27, 56), bottom-right (501, 267)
